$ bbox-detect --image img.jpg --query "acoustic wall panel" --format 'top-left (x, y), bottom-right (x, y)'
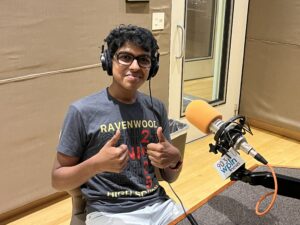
top-left (240, 0), bottom-right (300, 140)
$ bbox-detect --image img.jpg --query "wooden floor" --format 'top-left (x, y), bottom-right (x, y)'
top-left (3, 127), bottom-right (300, 225)
top-left (183, 77), bottom-right (213, 101)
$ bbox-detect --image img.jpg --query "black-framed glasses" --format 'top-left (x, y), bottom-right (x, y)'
top-left (115, 52), bottom-right (152, 68)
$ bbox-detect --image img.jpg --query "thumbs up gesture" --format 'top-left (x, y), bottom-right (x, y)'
top-left (92, 130), bottom-right (129, 173)
top-left (147, 127), bottom-right (181, 169)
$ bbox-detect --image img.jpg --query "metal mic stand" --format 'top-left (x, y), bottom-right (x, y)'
top-left (230, 165), bottom-right (300, 199)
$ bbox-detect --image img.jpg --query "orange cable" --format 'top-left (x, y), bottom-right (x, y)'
top-left (255, 164), bottom-right (278, 216)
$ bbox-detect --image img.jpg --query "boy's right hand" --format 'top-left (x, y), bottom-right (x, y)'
top-left (92, 130), bottom-right (129, 174)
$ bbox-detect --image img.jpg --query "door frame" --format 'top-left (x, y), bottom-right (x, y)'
top-left (168, 0), bottom-right (249, 142)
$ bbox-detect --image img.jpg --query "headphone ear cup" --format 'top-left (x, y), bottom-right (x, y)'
top-left (148, 62), bottom-right (159, 80)
top-left (148, 53), bottom-right (160, 80)
top-left (100, 53), bottom-right (107, 72)
top-left (100, 49), bottom-right (112, 76)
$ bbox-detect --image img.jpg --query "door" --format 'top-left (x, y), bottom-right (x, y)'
top-left (169, 0), bottom-right (249, 142)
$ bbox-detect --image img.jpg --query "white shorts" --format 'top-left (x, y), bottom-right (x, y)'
top-left (86, 199), bottom-right (184, 225)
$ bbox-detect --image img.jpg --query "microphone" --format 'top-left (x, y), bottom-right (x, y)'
top-left (185, 100), bottom-right (268, 165)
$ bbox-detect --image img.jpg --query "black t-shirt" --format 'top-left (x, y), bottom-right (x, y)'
top-left (57, 88), bottom-right (170, 214)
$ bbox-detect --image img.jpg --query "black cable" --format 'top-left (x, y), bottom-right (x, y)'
top-left (148, 79), bottom-right (198, 225)
top-left (168, 182), bottom-right (188, 216)
top-left (168, 183), bottom-right (198, 225)
top-left (148, 78), bottom-right (154, 109)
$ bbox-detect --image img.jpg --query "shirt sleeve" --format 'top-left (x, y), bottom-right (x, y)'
top-left (57, 105), bottom-right (87, 157)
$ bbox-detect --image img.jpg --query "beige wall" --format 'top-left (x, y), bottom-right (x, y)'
top-left (240, 0), bottom-right (300, 140)
top-left (0, 0), bottom-right (171, 217)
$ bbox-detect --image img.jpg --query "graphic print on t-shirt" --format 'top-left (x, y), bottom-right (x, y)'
top-left (99, 119), bottom-right (160, 198)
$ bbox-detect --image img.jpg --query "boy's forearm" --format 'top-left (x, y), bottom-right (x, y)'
top-left (51, 158), bottom-right (97, 191)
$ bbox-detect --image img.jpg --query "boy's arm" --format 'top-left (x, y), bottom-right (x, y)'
top-left (52, 130), bottom-right (129, 191)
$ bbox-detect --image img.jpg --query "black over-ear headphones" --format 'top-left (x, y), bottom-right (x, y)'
top-left (100, 45), bottom-right (160, 80)
top-left (100, 45), bottom-right (113, 76)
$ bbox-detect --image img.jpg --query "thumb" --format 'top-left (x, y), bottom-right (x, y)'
top-left (156, 127), bottom-right (166, 143)
top-left (106, 130), bottom-right (121, 147)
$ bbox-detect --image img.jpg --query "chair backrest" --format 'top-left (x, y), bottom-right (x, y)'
top-left (67, 189), bottom-right (86, 225)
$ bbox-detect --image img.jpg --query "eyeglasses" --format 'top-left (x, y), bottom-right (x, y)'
top-left (115, 52), bottom-right (152, 68)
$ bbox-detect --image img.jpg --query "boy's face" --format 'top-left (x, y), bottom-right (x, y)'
top-left (111, 42), bottom-right (151, 92)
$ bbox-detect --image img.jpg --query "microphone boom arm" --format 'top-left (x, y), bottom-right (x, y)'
top-left (230, 165), bottom-right (300, 200)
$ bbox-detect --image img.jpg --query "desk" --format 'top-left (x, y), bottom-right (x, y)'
top-left (170, 166), bottom-right (300, 225)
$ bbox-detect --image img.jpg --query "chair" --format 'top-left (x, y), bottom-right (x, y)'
top-left (68, 188), bottom-right (86, 225)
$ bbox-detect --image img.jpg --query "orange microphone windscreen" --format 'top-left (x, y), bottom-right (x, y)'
top-left (185, 100), bottom-right (222, 134)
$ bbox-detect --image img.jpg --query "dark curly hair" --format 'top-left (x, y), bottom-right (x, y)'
top-left (104, 24), bottom-right (159, 60)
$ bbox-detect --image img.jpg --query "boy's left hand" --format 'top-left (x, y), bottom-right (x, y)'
top-left (147, 127), bottom-right (181, 169)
